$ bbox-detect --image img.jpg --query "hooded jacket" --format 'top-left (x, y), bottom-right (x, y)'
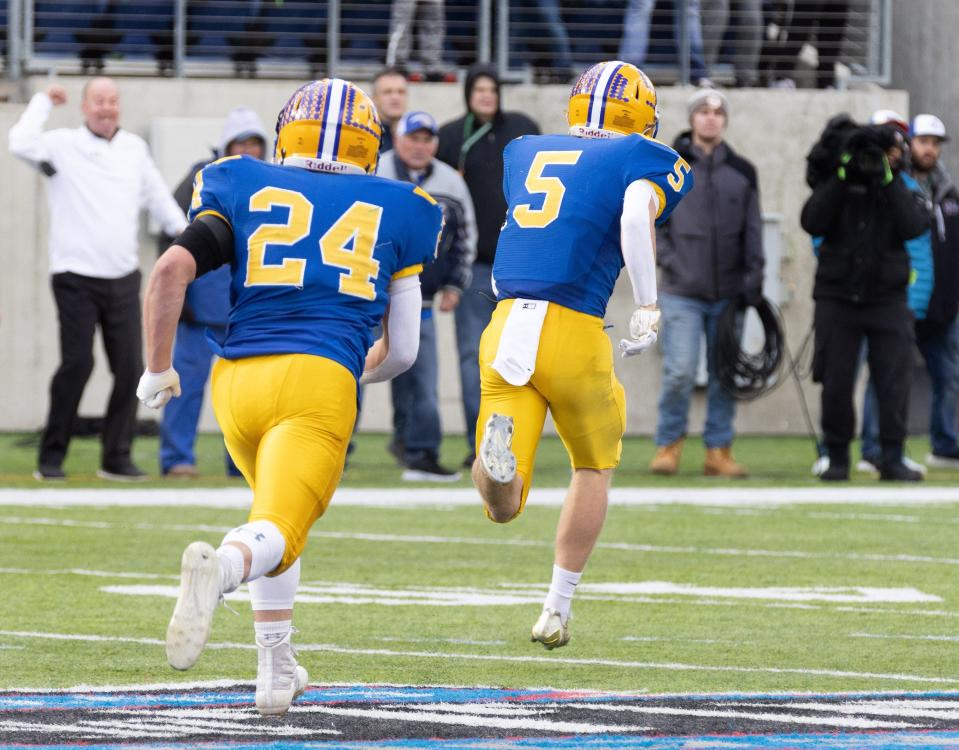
top-left (436, 64), bottom-right (539, 266)
top-left (656, 131), bottom-right (764, 301)
top-left (916, 164), bottom-right (959, 335)
top-left (159, 107), bottom-right (268, 327)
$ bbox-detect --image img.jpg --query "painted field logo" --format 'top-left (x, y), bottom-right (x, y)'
top-left (5, 685), bottom-right (959, 747)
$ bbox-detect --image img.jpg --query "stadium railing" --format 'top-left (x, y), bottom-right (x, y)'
top-left (2, 0), bottom-right (890, 88)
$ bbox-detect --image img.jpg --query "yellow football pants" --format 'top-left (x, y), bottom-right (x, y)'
top-left (211, 353), bottom-right (357, 575)
top-left (476, 300), bottom-right (626, 517)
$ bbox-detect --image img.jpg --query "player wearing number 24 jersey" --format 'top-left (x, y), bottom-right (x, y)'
top-left (136, 79), bottom-right (442, 717)
top-left (471, 61), bottom-right (693, 652)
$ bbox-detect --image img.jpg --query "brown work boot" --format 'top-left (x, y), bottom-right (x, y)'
top-left (704, 446), bottom-right (748, 477)
top-left (650, 438), bottom-right (684, 475)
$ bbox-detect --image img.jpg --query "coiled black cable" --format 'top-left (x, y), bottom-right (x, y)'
top-left (715, 296), bottom-right (785, 401)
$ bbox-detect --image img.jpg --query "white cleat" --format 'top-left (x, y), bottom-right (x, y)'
top-left (256, 631), bottom-right (309, 717)
top-left (530, 608), bottom-right (570, 650)
top-left (165, 541), bottom-right (221, 671)
top-left (480, 413), bottom-right (517, 484)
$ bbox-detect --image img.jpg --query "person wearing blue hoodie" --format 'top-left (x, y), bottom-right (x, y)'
top-left (156, 107), bottom-right (268, 478)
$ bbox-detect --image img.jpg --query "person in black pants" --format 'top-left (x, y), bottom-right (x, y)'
top-left (802, 121), bottom-right (931, 481)
top-left (770, 0), bottom-right (850, 88)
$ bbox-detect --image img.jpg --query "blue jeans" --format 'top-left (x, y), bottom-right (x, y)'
top-left (160, 322), bottom-right (239, 476)
top-left (619, 0), bottom-right (708, 82)
top-left (514, 0), bottom-right (573, 70)
top-left (655, 293), bottom-right (736, 448)
top-left (455, 262), bottom-right (496, 454)
top-left (391, 312), bottom-right (442, 461)
top-left (862, 320), bottom-right (959, 459)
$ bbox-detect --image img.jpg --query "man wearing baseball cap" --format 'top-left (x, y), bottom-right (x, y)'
top-left (650, 89), bottom-right (764, 478)
top-left (909, 114), bottom-right (959, 468)
top-left (378, 111), bottom-right (477, 481)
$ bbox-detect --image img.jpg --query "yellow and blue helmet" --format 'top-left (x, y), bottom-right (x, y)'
top-left (567, 61), bottom-right (659, 139)
top-left (274, 78), bottom-right (382, 175)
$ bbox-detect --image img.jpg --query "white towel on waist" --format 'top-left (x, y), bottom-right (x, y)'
top-left (491, 298), bottom-right (550, 386)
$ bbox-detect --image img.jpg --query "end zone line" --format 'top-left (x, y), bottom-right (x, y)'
top-left (1, 630), bottom-right (958, 686)
top-left (3, 486), bottom-right (959, 508)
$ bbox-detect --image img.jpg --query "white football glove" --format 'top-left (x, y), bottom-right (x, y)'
top-left (618, 307), bottom-right (661, 358)
top-left (136, 368), bottom-right (181, 409)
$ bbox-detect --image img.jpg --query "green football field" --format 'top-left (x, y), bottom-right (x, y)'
top-left (3, 432), bottom-right (959, 696)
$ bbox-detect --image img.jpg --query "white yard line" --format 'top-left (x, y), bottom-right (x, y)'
top-left (5, 515), bottom-right (959, 569)
top-left (850, 632), bottom-right (959, 643)
top-left (3, 486), bottom-right (959, 508)
top-left (1, 630), bottom-right (958, 686)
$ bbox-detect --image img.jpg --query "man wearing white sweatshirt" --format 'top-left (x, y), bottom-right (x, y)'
top-left (9, 77), bottom-right (187, 481)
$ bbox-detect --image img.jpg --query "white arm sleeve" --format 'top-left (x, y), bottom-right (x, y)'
top-left (621, 179), bottom-right (660, 307)
top-left (359, 274), bottom-right (422, 385)
top-left (8, 92), bottom-right (54, 165)
top-left (141, 149), bottom-right (188, 236)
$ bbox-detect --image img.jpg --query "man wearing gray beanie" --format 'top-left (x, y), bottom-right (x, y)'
top-left (650, 90), bottom-right (764, 477)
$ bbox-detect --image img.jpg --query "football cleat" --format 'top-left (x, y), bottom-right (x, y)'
top-left (274, 78), bottom-right (382, 175)
top-left (256, 630), bottom-right (309, 717)
top-left (479, 413), bottom-right (517, 484)
top-left (531, 608), bottom-right (570, 650)
top-left (166, 541), bottom-right (221, 671)
top-left (567, 60), bottom-right (659, 139)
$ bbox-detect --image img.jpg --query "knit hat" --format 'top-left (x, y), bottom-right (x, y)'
top-left (687, 89), bottom-right (728, 120)
top-left (219, 106), bottom-right (268, 155)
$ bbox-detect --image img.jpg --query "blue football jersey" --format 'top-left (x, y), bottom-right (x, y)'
top-left (493, 133), bottom-right (693, 317)
top-left (189, 155), bottom-right (442, 380)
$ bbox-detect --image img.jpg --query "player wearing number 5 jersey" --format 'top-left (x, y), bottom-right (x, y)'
top-left (136, 79), bottom-right (442, 716)
top-left (472, 61), bottom-right (693, 649)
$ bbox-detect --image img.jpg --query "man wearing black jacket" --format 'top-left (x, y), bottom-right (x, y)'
top-left (802, 122), bottom-right (931, 481)
top-left (437, 64), bottom-right (539, 467)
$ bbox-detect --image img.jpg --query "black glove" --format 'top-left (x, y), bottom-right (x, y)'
top-left (740, 288), bottom-right (763, 308)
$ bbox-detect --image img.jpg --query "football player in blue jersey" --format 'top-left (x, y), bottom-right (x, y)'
top-left (136, 79), bottom-right (443, 715)
top-left (471, 61), bottom-right (693, 649)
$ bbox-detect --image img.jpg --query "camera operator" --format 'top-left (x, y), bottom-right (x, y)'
top-left (802, 118), bottom-right (931, 481)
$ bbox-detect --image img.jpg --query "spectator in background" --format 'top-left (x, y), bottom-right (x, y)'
top-left (857, 112), bottom-right (933, 476)
top-left (379, 111), bottom-right (477, 481)
top-left (8, 78), bottom-right (187, 481)
top-left (514, 0), bottom-right (574, 83)
top-left (157, 107), bottom-right (268, 479)
top-left (911, 114), bottom-right (959, 468)
top-left (386, 0), bottom-right (454, 82)
top-left (769, 0), bottom-right (850, 89)
top-left (801, 116), bottom-right (929, 481)
top-left (437, 64), bottom-right (539, 467)
top-left (650, 89), bottom-right (763, 478)
top-left (619, 0), bottom-right (710, 86)
top-left (701, 0), bottom-right (762, 87)
top-left (372, 67), bottom-right (409, 153)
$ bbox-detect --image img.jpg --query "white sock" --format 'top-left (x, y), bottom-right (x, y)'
top-left (249, 558), bottom-right (300, 611)
top-left (254, 619), bottom-right (292, 646)
top-left (543, 564), bottom-right (581, 620)
top-left (220, 520), bottom-right (286, 582)
top-left (216, 545), bottom-right (245, 594)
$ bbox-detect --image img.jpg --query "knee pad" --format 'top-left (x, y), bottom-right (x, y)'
top-left (221, 520), bottom-right (286, 581)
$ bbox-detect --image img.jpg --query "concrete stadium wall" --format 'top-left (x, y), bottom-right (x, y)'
top-left (0, 76), bottom-right (908, 442)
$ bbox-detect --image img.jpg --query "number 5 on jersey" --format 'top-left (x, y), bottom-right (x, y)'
top-left (513, 151), bottom-right (582, 229)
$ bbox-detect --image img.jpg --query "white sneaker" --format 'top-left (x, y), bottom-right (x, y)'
top-left (256, 630), bottom-right (309, 716)
top-left (856, 458), bottom-right (879, 475)
top-left (479, 413), bottom-right (516, 484)
top-left (926, 452), bottom-right (959, 469)
top-left (166, 541), bottom-right (221, 671)
top-left (903, 456), bottom-right (928, 476)
top-left (530, 608), bottom-right (570, 650)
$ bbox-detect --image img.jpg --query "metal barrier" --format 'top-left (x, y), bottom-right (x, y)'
top-left (3, 0), bottom-right (890, 87)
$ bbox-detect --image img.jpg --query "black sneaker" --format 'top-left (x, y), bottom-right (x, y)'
top-left (402, 456), bottom-right (461, 483)
top-left (820, 463), bottom-right (850, 482)
top-left (879, 461), bottom-right (923, 482)
top-left (97, 461), bottom-right (148, 482)
top-left (462, 452), bottom-right (476, 469)
top-left (33, 464), bottom-right (66, 482)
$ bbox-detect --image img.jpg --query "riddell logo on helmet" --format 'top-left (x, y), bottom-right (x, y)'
top-left (302, 158), bottom-right (353, 174)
